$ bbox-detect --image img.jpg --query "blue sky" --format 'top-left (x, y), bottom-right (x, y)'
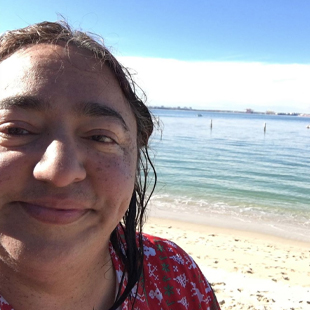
top-left (1, 1), bottom-right (310, 112)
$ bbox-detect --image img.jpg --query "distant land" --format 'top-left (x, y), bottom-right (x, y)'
top-left (148, 106), bottom-right (310, 117)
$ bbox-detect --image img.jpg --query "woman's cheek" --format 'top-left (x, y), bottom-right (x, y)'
top-left (0, 152), bottom-right (29, 186)
top-left (93, 156), bottom-right (136, 224)
top-left (94, 152), bottom-right (136, 193)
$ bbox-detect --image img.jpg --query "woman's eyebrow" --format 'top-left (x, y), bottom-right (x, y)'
top-left (0, 96), bottom-right (51, 111)
top-left (0, 96), bottom-right (129, 132)
top-left (75, 101), bottom-right (129, 131)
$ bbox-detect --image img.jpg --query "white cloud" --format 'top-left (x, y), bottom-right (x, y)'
top-left (117, 56), bottom-right (310, 113)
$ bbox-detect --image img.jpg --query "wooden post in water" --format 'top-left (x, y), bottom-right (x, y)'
top-left (264, 122), bottom-right (266, 133)
top-left (210, 119), bottom-right (213, 130)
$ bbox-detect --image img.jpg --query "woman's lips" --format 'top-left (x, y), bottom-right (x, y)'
top-left (20, 202), bottom-right (89, 225)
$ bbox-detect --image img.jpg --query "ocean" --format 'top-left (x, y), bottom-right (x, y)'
top-left (148, 109), bottom-right (310, 243)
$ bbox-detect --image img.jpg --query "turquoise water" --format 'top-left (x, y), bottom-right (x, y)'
top-left (149, 109), bottom-right (310, 242)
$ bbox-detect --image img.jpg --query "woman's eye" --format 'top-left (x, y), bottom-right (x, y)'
top-left (91, 135), bottom-right (115, 143)
top-left (6, 127), bottom-right (30, 135)
top-left (0, 124), bottom-right (34, 146)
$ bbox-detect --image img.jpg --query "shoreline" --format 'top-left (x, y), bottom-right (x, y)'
top-left (145, 214), bottom-right (310, 248)
top-left (147, 205), bottom-right (310, 243)
top-left (149, 107), bottom-right (309, 117)
top-left (143, 216), bottom-right (310, 310)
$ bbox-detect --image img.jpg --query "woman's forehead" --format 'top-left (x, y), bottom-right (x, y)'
top-left (0, 43), bottom-right (136, 126)
top-left (0, 43), bottom-right (123, 103)
top-left (4, 43), bottom-right (105, 73)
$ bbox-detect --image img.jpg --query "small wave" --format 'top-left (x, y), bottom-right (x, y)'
top-left (149, 194), bottom-right (310, 242)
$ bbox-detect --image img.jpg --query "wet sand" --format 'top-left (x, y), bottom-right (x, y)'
top-left (144, 217), bottom-right (310, 310)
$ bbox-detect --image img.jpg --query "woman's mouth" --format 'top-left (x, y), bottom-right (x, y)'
top-left (19, 202), bottom-right (89, 225)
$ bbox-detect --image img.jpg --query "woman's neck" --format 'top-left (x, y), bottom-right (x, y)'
top-left (0, 245), bottom-right (116, 310)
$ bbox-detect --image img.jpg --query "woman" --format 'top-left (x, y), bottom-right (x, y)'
top-left (0, 21), bottom-right (221, 310)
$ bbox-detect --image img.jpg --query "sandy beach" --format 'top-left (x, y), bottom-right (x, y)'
top-left (143, 216), bottom-right (310, 310)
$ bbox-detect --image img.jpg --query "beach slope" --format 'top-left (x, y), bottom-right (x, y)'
top-left (144, 217), bottom-right (310, 310)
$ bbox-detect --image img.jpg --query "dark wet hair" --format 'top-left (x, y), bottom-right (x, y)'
top-left (0, 21), bottom-right (156, 309)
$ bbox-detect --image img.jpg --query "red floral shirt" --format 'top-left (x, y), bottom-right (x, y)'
top-left (0, 232), bottom-right (220, 310)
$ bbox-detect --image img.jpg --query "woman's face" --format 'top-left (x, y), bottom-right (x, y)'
top-left (0, 43), bottom-right (138, 269)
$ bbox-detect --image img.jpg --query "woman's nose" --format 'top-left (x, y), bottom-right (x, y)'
top-left (33, 139), bottom-right (87, 187)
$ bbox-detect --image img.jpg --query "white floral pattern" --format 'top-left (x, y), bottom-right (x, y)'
top-left (111, 228), bottom-right (221, 309)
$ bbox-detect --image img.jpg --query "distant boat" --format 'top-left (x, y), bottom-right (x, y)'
top-left (197, 114), bottom-right (202, 117)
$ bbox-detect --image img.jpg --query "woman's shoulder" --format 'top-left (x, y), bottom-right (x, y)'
top-left (141, 232), bottom-right (208, 283)
top-left (0, 296), bottom-right (14, 310)
top-left (142, 232), bottom-right (198, 270)
top-left (140, 232), bottom-right (221, 310)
